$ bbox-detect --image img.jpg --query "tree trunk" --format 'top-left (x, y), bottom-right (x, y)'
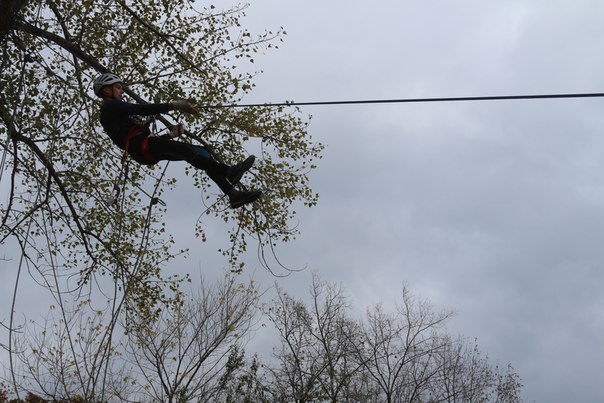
top-left (0, 0), bottom-right (28, 42)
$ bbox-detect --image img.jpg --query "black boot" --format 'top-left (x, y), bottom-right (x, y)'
top-left (226, 155), bottom-right (255, 185)
top-left (228, 188), bottom-right (262, 208)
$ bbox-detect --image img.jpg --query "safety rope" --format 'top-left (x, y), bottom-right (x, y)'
top-left (0, 134), bottom-right (9, 185)
top-left (0, 41), bottom-right (10, 185)
top-left (100, 117), bottom-right (170, 400)
top-left (7, 37), bottom-right (33, 402)
top-left (199, 92), bottom-right (604, 109)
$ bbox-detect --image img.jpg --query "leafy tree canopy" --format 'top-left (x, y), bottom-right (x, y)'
top-left (0, 0), bottom-right (323, 317)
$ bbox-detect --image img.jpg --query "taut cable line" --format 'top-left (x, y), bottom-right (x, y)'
top-left (200, 92), bottom-right (604, 109)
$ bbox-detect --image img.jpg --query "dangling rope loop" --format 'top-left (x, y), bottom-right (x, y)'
top-left (107, 160), bottom-right (129, 207)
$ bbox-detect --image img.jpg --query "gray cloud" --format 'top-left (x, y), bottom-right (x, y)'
top-left (241, 1), bottom-right (604, 401)
top-left (3, 1), bottom-right (604, 401)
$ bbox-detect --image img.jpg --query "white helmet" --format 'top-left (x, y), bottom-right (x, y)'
top-left (93, 73), bottom-right (122, 96)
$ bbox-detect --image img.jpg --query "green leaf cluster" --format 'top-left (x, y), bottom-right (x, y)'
top-left (1, 1), bottom-right (322, 317)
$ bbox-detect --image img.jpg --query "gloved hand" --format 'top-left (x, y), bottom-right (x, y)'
top-left (169, 123), bottom-right (184, 138)
top-left (171, 100), bottom-right (198, 114)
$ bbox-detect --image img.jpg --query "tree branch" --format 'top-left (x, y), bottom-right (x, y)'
top-left (0, 96), bottom-right (97, 266)
top-left (16, 19), bottom-right (107, 73)
top-left (115, 0), bottom-right (206, 77)
top-left (0, 0), bottom-right (28, 43)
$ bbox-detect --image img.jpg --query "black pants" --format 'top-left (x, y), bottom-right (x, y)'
top-left (140, 136), bottom-right (233, 194)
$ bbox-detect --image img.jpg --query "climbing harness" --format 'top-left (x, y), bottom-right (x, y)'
top-left (106, 118), bottom-right (167, 208)
top-left (123, 124), bottom-right (156, 164)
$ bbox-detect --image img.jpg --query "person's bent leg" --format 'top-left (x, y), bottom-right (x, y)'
top-left (192, 145), bottom-right (254, 186)
top-left (147, 137), bottom-right (232, 193)
top-left (147, 138), bottom-right (261, 207)
top-left (189, 150), bottom-right (262, 207)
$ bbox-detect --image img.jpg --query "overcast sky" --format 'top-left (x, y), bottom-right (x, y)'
top-left (239, 1), bottom-right (604, 401)
top-left (3, 1), bottom-right (604, 402)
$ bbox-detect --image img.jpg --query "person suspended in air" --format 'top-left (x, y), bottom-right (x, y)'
top-left (93, 73), bottom-right (262, 208)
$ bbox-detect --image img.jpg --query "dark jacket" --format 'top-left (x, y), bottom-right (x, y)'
top-left (100, 99), bottom-right (172, 151)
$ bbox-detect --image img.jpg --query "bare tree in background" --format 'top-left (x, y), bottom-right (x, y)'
top-left (265, 283), bottom-right (320, 402)
top-left (6, 274), bottom-right (523, 402)
top-left (355, 287), bottom-right (453, 402)
top-left (429, 335), bottom-right (523, 402)
top-left (4, 275), bottom-right (261, 402)
top-left (267, 277), bottom-right (523, 403)
top-left (123, 275), bottom-right (261, 403)
top-left (265, 274), bottom-right (363, 402)
top-left (306, 274), bottom-right (367, 402)
top-left (213, 345), bottom-right (272, 403)
top-left (8, 299), bottom-right (134, 401)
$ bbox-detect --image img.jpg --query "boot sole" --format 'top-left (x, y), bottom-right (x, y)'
top-left (228, 155), bottom-right (255, 185)
top-left (230, 190), bottom-right (262, 208)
